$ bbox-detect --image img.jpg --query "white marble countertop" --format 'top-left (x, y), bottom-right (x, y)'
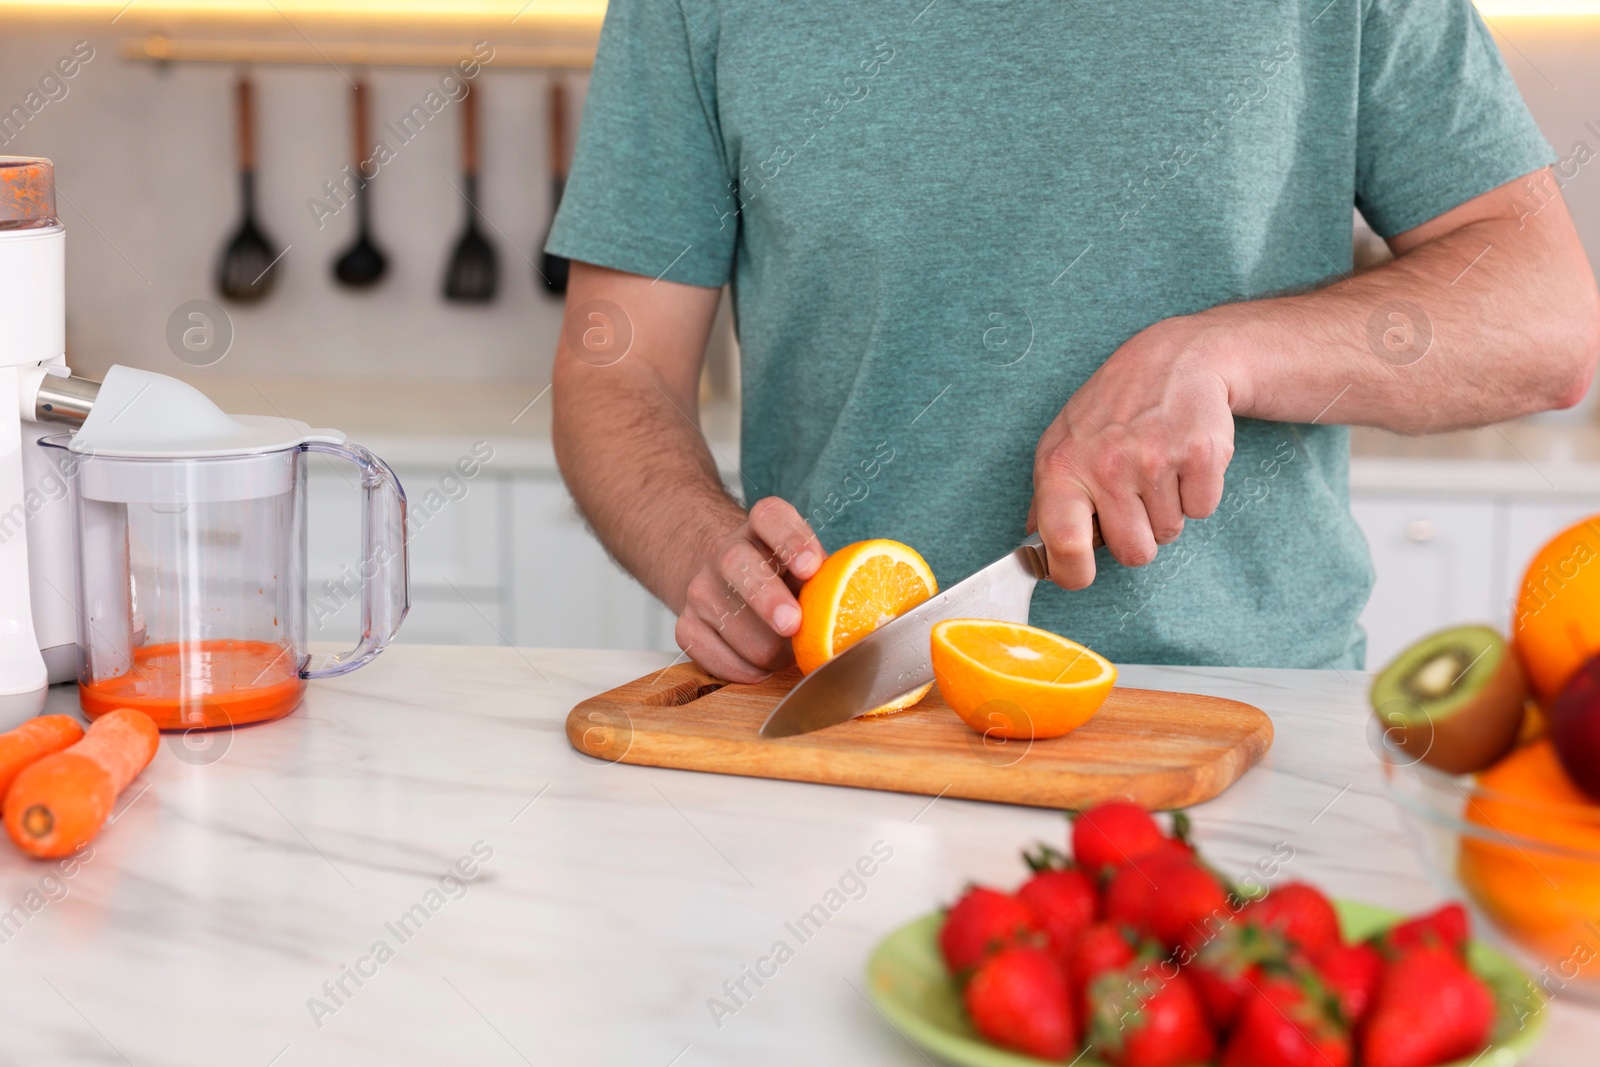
top-left (0, 646), bottom-right (1591, 1065)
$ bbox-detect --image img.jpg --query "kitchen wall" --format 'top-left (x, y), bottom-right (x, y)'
top-left (1482, 19), bottom-right (1600, 419)
top-left (1495, 18), bottom-right (1600, 250)
top-left (0, 24), bottom-right (586, 386)
top-left (1, 15), bottom-right (1598, 395)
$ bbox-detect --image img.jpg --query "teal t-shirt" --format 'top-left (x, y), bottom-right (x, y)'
top-left (547, 0), bottom-right (1552, 668)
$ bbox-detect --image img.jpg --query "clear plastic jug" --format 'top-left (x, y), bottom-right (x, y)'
top-left (39, 416), bottom-right (407, 731)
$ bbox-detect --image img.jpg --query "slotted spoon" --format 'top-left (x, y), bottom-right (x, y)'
top-left (216, 76), bottom-right (282, 303)
top-left (443, 83), bottom-right (497, 303)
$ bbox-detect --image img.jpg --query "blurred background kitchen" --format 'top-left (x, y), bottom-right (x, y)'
top-left (0, 0), bottom-right (1595, 663)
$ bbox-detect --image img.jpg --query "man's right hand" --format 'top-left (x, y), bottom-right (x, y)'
top-left (675, 497), bottom-right (826, 684)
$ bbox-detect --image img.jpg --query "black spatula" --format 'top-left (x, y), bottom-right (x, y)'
top-left (443, 83), bottom-right (497, 303)
top-left (537, 79), bottom-right (569, 295)
top-left (216, 76), bottom-right (282, 303)
top-left (333, 79), bottom-right (388, 289)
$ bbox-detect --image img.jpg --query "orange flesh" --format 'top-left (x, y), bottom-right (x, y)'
top-left (79, 639), bottom-right (306, 730)
top-left (832, 555), bottom-right (929, 653)
top-left (940, 624), bottom-right (1109, 685)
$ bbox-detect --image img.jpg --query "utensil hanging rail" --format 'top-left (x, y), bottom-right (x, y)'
top-left (118, 35), bottom-right (594, 70)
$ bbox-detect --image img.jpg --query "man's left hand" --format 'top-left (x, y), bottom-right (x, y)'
top-left (1029, 316), bottom-right (1236, 590)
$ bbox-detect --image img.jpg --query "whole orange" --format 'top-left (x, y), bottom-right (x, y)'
top-left (1457, 739), bottom-right (1600, 980)
top-left (1513, 517), bottom-right (1600, 703)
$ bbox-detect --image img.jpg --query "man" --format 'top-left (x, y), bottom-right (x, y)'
top-left (546, 0), bottom-right (1599, 683)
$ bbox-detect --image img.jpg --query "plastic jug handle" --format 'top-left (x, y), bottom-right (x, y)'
top-left (300, 440), bottom-right (409, 679)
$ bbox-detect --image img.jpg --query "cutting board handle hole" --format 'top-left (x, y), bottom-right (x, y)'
top-left (646, 678), bottom-right (727, 707)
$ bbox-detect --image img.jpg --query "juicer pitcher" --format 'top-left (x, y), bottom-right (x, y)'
top-left (37, 368), bottom-right (408, 730)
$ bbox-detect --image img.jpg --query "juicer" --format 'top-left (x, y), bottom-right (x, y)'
top-left (0, 156), bottom-right (409, 731)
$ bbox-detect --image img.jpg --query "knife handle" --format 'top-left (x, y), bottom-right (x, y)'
top-left (1022, 516), bottom-right (1104, 577)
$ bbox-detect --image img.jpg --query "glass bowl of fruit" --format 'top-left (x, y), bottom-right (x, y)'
top-left (1371, 520), bottom-right (1600, 1004)
top-left (1380, 729), bottom-right (1600, 1002)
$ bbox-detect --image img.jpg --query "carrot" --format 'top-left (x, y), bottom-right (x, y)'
top-left (4, 708), bottom-right (158, 859)
top-left (0, 715), bottom-right (84, 803)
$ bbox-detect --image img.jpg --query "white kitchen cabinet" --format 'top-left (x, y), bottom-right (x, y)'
top-left (1350, 496), bottom-right (1499, 669)
top-left (1351, 491), bottom-right (1600, 670)
top-left (1500, 500), bottom-right (1600, 618)
top-left (306, 461), bottom-right (677, 652)
top-left (508, 477), bottom-right (678, 651)
top-left (307, 460), bottom-right (508, 590)
top-left (303, 448), bottom-right (1600, 666)
top-left (305, 458), bottom-right (515, 649)
top-left (394, 470), bottom-right (508, 590)
top-left (395, 590), bottom-right (514, 646)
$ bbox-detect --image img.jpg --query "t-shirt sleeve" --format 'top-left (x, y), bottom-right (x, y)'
top-left (1353, 0), bottom-right (1554, 237)
top-left (543, 0), bottom-right (735, 288)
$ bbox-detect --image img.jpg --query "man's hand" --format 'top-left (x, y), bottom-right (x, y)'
top-left (1030, 317), bottom-right (1235, 590)
top-left (1032, 170), bottom-right (1600, 591)
top-left (675, 498), bottom-right (825, 683)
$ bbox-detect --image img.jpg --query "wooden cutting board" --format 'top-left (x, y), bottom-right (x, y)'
top-left (566, 664), bottom-right (1273, 809)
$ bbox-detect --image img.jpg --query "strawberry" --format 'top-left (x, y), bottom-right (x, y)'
top-left (1088, 958), bottom-right (1217, 1067)
top-left (1065, 922), bottom-right (1138, 1018)
top-left (1379, 902), bottom-right (1470, 955)
top-left (1309, 941), bottom-right (1383, 1026)
top-left (1072, 801), bottom-right (1168, 873)
top-left (1106, 852), bottom-right (1230, 953)
top-left (1146, 860), bottom-right (1232, 953)
top-left (1221, 973), bottom-right (1352, 1067)
top-left (1191, 921), bottom-right (1289, 1030)
top-left (939, 886), bottom-right (1038, 975)
top-left (1361, 944), bottom-right (1496, 1067)
top-left (1145, 836), bottom-right (1197, 865)
top-left (1244, 883), bottom-right (1341, 955)
top-left (1018, 866), bottom-right (1099, 959)
top-left (964, 946), bottom-right (1077, 1060)
top-left (1102, 853), bottom-right (1171, 937)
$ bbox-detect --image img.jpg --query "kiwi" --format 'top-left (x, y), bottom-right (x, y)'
top-left (1370, 624), bottom-right (1527, 774)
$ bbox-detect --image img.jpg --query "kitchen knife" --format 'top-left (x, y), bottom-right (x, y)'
top-left (759, 524), bottom-right (1099, 739)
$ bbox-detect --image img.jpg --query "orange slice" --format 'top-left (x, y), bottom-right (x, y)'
top-left (931, 619), bottom-right (1116, 740)
top-left (792, 539), bottom-right (938, 714)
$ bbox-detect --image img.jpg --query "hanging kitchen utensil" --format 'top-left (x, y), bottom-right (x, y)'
top-left (537, 79), bottom-right (569, 295)
top-left (333, 78), bottom-right (388, 289)
top-left (442, 83), bottom-right (498, 303)
top-left (216, 75), bottom-right (282, 303)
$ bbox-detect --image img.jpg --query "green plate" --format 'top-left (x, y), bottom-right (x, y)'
top-left (864, 900), bottom-right (1547, 1067)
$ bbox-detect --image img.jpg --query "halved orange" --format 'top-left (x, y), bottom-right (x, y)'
top-left (792, 539), bottom-right (938, 714)
top-left (931, 619), bottom-right (1116, 740)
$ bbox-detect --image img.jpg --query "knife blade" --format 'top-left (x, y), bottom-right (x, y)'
top-left (758, 533), bottom-right (1054, 738)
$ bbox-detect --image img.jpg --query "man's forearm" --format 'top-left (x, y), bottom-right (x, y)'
top-left (551, 262), bottom-right (824, 683)
top-left (553, 365), bottom-right (746, 612)
top-left (550, 261), bottom-right (741, 612)
top-left (1197, 179), bottom-right (1600, 433)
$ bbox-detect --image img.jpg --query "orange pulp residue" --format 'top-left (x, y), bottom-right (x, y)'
top-left (79, 639), bottom-right (305, 730)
